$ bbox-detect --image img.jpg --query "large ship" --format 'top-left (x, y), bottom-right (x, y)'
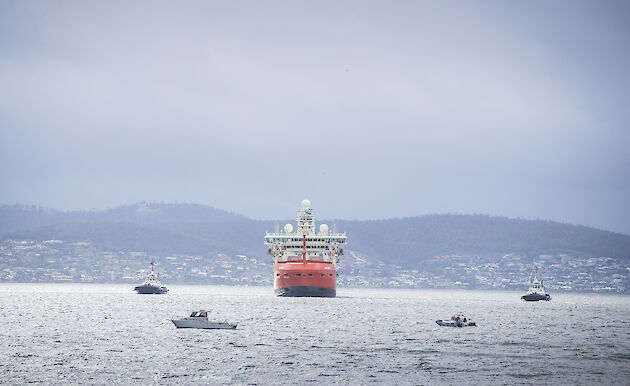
top-left (264, 199), bottom-right (347, 297)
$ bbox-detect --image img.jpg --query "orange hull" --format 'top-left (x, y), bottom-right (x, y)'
top-left (274, 261), bottom-right (336, 297)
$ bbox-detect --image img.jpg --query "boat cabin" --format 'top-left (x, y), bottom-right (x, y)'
top-left (190, 310), bottom-right (209, 318)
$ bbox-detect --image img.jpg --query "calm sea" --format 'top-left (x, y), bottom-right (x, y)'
top-left (1, 284), bottom-right (629, 385)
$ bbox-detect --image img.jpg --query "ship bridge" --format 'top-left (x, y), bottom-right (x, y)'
top-left (264, 199), bottom-right (347, 265)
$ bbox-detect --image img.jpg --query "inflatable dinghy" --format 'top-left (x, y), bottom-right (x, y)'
top-left (435, 319), bottom-right (476, 327)
top-left (436, 314), bottom-right (476, 327)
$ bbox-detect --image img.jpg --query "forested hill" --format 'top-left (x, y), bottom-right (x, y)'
top-left (2, 203), bottom-right (629, 268)
top-left (337, 215), bottom-right (630, 267)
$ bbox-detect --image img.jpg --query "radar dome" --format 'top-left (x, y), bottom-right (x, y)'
top-left (319, 224), bottom-right (329, 234)
top-left (301, 199), bottom-right (311, 208)
top-left (283, 223), bottom-right (293, 233)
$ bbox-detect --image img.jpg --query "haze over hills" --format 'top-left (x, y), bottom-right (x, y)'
top-left (0, 203), bottom-right (245, 234)
top-left (1, 203), bottom-right (629, 269)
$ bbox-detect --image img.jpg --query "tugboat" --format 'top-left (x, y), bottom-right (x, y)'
top-left (171, 310), bottom-right (237, 329)
top-left (134, 260), bottom-right (168, 294)
top-left (436, 314), bottom-right (477, 327)
top-left (521, 268), bottom-right (551, 301)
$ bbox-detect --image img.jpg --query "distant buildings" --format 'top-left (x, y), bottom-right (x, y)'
top-left (0, 239), bottom-right (628, 293)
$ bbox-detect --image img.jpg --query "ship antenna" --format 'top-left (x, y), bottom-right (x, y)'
top-left (302, 234), bottom-right (307, 264)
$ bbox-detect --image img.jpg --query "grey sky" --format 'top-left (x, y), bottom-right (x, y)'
top-left (1, 0), bottom-right (629, 234)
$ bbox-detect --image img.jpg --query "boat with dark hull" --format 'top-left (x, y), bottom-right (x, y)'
top-left (274, 284), bottom-right (336, 297)
top-left (521, 268), bottom-right (550, 301)
top-left (134, 261), bottom-right (168, 294)
top-left (264, 199), bottom-right (347, 298)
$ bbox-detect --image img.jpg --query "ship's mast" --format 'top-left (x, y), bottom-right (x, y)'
top-left (297, 199), bottom-right (315, 235)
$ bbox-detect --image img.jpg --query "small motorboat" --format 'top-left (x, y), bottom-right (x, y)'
top-left (172, 310), bottom-right (237, 329)
top-left (436, 314), bottom-right (476, 327)
top-left (521, 268), bottom-right (551, 302)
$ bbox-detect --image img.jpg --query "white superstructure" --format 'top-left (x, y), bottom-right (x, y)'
top-left (264, 199), bottom-right (347, 265)
top-left (143, 262), bottom-right (162, 286)
top-left (526, 270), bottom-right (546, 295)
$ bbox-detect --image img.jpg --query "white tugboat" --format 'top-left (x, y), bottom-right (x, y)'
top-left (172, 310), bottom-right (237, 329)
top-left (521, 268), bottom-right (551, 301)
top-left (134, 260), bottom-right (168, 294)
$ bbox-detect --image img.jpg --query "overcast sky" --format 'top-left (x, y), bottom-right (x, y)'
top-left (1, 0), bottom-right (629, 234)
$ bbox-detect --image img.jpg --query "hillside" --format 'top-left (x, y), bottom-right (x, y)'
top-left (2, 203), bottom-right (630, 268)
top-left (0, 203), bottom-right (245, 234)
top-left (338, 215), bottom-right (630, 268)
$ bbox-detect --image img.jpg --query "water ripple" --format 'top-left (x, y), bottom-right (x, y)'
top-left (1, 284), bottom-right (629, 385)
